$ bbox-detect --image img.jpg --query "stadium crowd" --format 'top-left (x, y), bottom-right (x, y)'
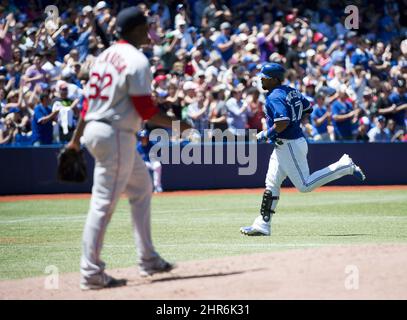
top-left (0, 0), bottom-right (407, 146)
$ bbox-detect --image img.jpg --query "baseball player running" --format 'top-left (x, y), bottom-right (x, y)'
top-left (240, 63), bottom-right (366, 236)
top-left (67, 7), bottom-right (190, 290)
top-left (137, 129), bottom-right (163, 193)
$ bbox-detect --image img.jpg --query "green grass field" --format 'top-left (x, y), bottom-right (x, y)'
top-left (0, 189), bottom-right (406, 280)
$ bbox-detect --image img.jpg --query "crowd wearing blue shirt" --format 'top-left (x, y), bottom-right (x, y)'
top-left (0, 0), bottom-right (406, 146)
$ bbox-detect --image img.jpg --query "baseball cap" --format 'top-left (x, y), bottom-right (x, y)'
top-left (286, 14), bottom-right (295, 23)
top-left (95, 1), bottom-right (108, 10)
top-left (187, 26), bottom-right (197, 33)
top-left (396, 78), bottom-right (406, 88)
top-left (248, 63), bottom-right (258, 72)
top-left (82, 5), bottom-right (93, 15)
top-left (345, 43), bottom-right (355, 52)
top-left (220, 22), bottom-right (231, 30)
top-left (258, 63), bottom-right (286, 81)
top-left (183, 81), bottom-right (198, 91)
top-left (313, 32), bottom-right (325, 43)
top-left (176, 4), bottom-right (184, 11)
top-left (363, 87), bottom-right (373, 96)
top-left (377, 115), bottom-right (385, 122)
top-left (245, 43), bottom-right (256, 52)
top-left (360, 116), bottom-right (370, 126)
top-left (154, 74), bottom-right (167, 83)
top-left (116, 6), bottom-right (146, 35)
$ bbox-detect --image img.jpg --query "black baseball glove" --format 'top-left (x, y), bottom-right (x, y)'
top-left (57, 147), bottom-right (87, 183)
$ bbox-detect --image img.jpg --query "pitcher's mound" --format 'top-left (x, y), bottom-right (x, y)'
top-left (1, 244), bottom-right (406, 299)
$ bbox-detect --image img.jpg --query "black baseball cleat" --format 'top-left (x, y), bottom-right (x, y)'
top-left (139, 256), bottom-right (175, 277)
top-left (80, 274), bottom-right (127, 290)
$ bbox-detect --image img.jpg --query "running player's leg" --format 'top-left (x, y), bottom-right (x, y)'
top-left (80, 123), bottom-right (135, 285)
top-left (151, 160), bottom-right (162, 191)
top-left (241, 148), bottom-right (286, 236)
top-left (282, 137), bottom-right (353, 193)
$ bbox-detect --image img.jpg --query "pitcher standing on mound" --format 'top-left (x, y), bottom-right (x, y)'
top-left (240, 63), bottom-right (366, 236)
top-left (67, 6), bottom-right (190, 289)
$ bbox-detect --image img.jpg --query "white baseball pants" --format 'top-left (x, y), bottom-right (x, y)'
top-left (265, 137), bottom-right (353, 208)
top-left (80, 121), bottom-right (158, 284)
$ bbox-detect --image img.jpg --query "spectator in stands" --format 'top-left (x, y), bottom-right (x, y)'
top-left (214, 22), bottom-right (234, 63)
top-left (225, 83), bottom-right (250, 138)
top-left (368, 115), bottom-right (391, 142)
top-left (388, 78), bottom-right (407, 133)
top-left (246, 87), bottom-right (265, 133)
top-left (311, 93), bottom-right (331, 142)
top-left (52, 82), bottom-right (79, 143)
top-left (208, 85), bottom-right (228, 133)
top-left (355, 116), bottom-right (371, 142)
top-left (331, 85), bottom-right (361, 141)
top-left (187, 90), bottom-right (209, 137)
top-left (31, 93), bottom-right (54, 146)
top-left (0, 113), bottom-right (17, 145)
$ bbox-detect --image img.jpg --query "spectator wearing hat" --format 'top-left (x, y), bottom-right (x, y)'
top-left (355, 116), bottom-right (371, 142)
top-left (52, 81), bottom-right (79, 143)
top-left (31, 93), bottom-right (54, 146)
top-left (174, 4), bottom-right (191, 29)
top-left (215, 22), bottom-right (235, 63)
top-left (388, 78), bottom-right (407, 132)
top-left (187, 90), bottom-right (209, 136)
top-left (311, 93), bottom-right (331, 142)
top-left (368, 115), bottom-right (391, 142)
top-left (331, 85), bottom-right (361, 140)
top-left (225, 83), bottom-right (251, 138)
top-left (182, 80), bottom-right (198, 109)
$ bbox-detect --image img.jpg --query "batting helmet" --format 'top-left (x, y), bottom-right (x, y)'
top-left (137, 129), bottom-right (148, 139)
top-left (259, 63), bottom-right (286, 82)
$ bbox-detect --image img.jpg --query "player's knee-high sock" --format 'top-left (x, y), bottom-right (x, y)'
top-left (260, 189), bottom-right (280, 222)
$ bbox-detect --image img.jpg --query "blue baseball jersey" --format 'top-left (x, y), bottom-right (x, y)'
top-left (264, 85), bottom-right (311, 139)
top-left (331, 100), bottom-right (354, 139)
top-left (311, 105), bottom-right (328, 134)
top-left (137, 141), bottom-right (154, 162)
top-left (388, 92), bottom-right (407, 127)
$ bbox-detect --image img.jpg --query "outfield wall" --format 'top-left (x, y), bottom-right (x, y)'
top-left (0, 142), bottom-right (406, 195)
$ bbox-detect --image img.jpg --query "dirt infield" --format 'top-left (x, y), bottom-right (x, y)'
top-left (1, 244), bottom-right (406, 299)
top-left (1, 185), bottom-right (406, 202)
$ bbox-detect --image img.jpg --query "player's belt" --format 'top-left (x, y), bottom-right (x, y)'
top-left (275, 139), bottom-right (284, 145)
top-left (89, 119), bottom-right (112, 125)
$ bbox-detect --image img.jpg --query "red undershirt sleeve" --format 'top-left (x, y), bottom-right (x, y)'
top-left (80, 97), bottom-right (89, 120)
top-left (131, 95), bottom-right (159, 120)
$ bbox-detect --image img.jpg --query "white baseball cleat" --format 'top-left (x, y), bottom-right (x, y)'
top-left (240, 216), bottom-right (271, 236)
top-left (341, 154), bottom-right (366, 181)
